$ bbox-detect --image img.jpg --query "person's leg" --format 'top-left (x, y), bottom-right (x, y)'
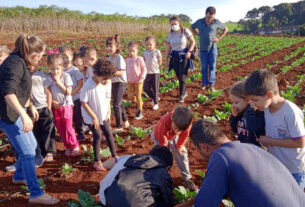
top-left (208, 47), bottom-right (218, 86)
top-left (89, 125), bottom-right (102, 162)
top-left (152, 74), bottom-right (160, 104)
top-left (32, 113), bottom-right (44, 162)
top-left (181, 59), bottom-right (189, 96)
top-left (167, 138), bottom-right (192, 180)
top-left (112, 82), bottom-right (125, 128)
top-left (171, 57), bottom-right (183, 97)
top-left (0, 118), bottom-right (43, 199)
top-left (63, 105), bottom-right (79, 149)
top-left (101, 120), bottom-right (117, 157)
top-left (144, 74), bottom-right (154, 100)
top-left (48, 125), bottom-right (57, 155)
top-left (73, 99), bottom-right (84, 136)
top-left (200, 50), bottom-right (209, 87)
top-left (136, 83), bottom-right (143, 111)
top-left (41, 108), bottom-right (57, 155)
top-left (53, 107), bottom-right (69, 148)
top-left (127, 83), bottom-right (136, 104)
top-left (119, 84), bottom-right (128, 123)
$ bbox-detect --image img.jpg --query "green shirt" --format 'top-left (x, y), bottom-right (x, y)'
top-left (191, 18), bottom-right (225, 51)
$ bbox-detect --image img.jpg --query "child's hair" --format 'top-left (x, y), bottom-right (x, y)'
top-left (59, 46), bottom-right (73, 55)
top-left (127, 41), bottom-right (138, 49)
top-left (170, 16), bottom-right (184, 32)
top-left (47, 53), bottom-right (63, 66)
top-left (230, 80), bottom-right (246, 99)
top-left (0, 45), bottom-right (10, 55)
top-left (12, 34), bottom-right (46, 67)
top-left (245, 69), bottom-right (279, 96)
top-left (106, 34), bottom-right (121, 54)
top-left (79, 46), bottom-right (96, 57)
top-left (149, 145), bottom-right (173, 168)
top-left (190, 119), bottom-right (226, 147)
top-left (172, 106), bottom-right (192, 131)
top-left (73, 52), bottom-right (81, 63)
top-left (93, 57), bottom-right (117, 78)
top-left (145, 36), bottom-right (156, 43)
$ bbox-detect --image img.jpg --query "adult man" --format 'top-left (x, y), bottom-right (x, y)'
top-left (191, 7), bottom-right (228, 90)
top-left (99, 145), bottom-right (173, 207)
top-left (177, 119), bottom-right (305, 207)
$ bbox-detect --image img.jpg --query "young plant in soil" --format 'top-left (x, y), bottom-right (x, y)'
top-left (115, 134), bottom-right (131, 147)
top-left (222, 102), bottom-right (232, 114)
top-left (214, 109), bottom-right (228, 121)
top-left (208, 89), bottom-right (223, 99)
top-left (129, 126), bottom-right (152, 139)
top-left (122, 100), bottom-right (132, 108)
top-left (173, 186), bottom-right (197, 203)
top-left (68, 189), bottom-right (101, 207)
top-left (62, 163), bottom-right (75, 177)
top-left (195, 170), bottom-right (205, 179)
top-left (203, 115), bottom-right (218, 123)
top-left (197, 94), bottom-right (209, 104)
top-left (21, 178), bottom-right (46, 195)
top-left (81, 145), bottom-right (111, 162)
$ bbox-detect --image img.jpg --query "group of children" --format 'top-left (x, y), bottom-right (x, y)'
top-left (1, 35), bottom-right (305, 193)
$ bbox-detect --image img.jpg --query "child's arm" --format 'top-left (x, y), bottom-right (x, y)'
top-left (115, 70), bottom-right (124, 76)
top-left (66, 86), bottom-right (72, 96)
top-left (71, 79), bottom-right (83, 95)
top-left (139, 58), bottom-right (147, 83)
top-left (44, 87), bottom-right (52, 111)
top-left (257, 136), bottom-right (305, 148)
top-left (81, 102), bottom-right (99, 130)
top-left (157, 50), bottom-right (162, 66)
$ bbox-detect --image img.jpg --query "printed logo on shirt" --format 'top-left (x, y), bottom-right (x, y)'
top-left (277, 128), bottom-right (288, 138)
top-left (237, 118), bottom-right (249, 136)
top-left (32, 77), bottom-right (41, 87)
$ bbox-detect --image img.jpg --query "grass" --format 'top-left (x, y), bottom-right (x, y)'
top-left (225, 22), bottom-right (240, 33)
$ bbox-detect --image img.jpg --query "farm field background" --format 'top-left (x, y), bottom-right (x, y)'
top-left (0, 33), bottom-right (305, 206)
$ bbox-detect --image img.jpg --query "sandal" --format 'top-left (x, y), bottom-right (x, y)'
top-left (93, 162), bottom-right (106, 171)
top-left (29, 193), bottom-right (60, 205)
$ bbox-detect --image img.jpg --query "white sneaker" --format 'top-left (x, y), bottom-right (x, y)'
top-left (152, 104), bottom-right (159, 110)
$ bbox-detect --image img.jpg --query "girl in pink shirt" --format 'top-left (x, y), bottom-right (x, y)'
top-left (125, 42), bottom-right (147, 120)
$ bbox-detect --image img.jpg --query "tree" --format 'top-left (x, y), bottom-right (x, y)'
top-left (246, 8), bottom-right (259, 19)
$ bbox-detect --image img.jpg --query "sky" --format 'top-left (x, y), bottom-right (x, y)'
top-left (1, 0), bottom-right (301, 23)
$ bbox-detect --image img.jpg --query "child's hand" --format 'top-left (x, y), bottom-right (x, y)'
top-left (52, 101), bottom-right (61, 109)
top-left (232, 106), bottom-right (239, 117)
top-left (30, 105), bottom-right (39, 122)
top-left (93, 117), bottom-right (99, 130)
top-left (257, 136), bottom-right (273, 146)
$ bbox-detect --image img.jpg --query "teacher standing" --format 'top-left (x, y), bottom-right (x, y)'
top-left (0, 34), bottom-right (59, 205)
top-left (191, 6), bottom-right (228, 91)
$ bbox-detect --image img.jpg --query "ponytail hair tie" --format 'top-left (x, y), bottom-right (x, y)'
top-left (47, 48), bottom-right (59, 55)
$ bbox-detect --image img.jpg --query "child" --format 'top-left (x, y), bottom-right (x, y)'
top-left (106, 35), bottom-right (129, 133)
top-left (47, 53), bottom-right (80, 156)
top-left (0, 45), bottom-right (10, 65)
top-left (125, 41), bottom-right (147, 120)
top-left (73, 53), bottom-right (85, 75)
top-left (245, 69), bottom-right (305, 190)
top-left (80, 57), bottom-right (118, 171)
top-left (31, 66), bottom-right (57, 162)
top-left (229, 80), bottom-right (265, 147)
top-left (80, 47), bottom-right (97, 81)
top-left (143, 36), bottom-right (162, 110)
top-left (151, 105), bottom-right (198, 191)
top-left (60, 47), bottom-right (85, 140)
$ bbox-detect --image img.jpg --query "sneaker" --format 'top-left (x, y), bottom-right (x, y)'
top-left (152, 104), bottom-right (159, 110)
top-left (70, 147), bottom-right (80, 157)
top-left (113, 128), bottom-right (124, 134)
top-left (88, 130), bottom-right (93, 135)
top-left (184, 179), bottom-right (198, 192)
top-left (135, 110), bottom-right (144, 120)
top-left (123, 121), bottom-right (130, 129)
top-left (178, 96), bottom-right (184, 103)
top-left (77, 133), bottom-right (85, 140)
top-left (29, 193), bottom-right (60, 205)
top-left (5, 163), bottom-right (17, 172)
top-left (35, 157), bottom-right (44, 168)
top-left (201, 85), bottom-right (208, 90)
top-left (93, 162), bottom-right (106, 171)
top-left (183, 92), bottom-right (188, 99)
top-left (44, 153), bottom-right (54, 162)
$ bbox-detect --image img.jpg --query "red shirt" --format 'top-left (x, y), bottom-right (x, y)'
top-left (153, 111), bottom-right (192, 150)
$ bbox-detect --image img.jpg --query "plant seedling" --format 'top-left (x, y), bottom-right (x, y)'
top-left (129, 126), bottom-right (151, 138)
top-left (173, 186), bottom-right (197, 203)
top-left (197, 94), bottom-right (209, 104)
top-left (195, 170), bottom-right (205, 179)
top-left (68, 189), bottom-right (102, 207)
top-left (62, 163), bottom-right (75, 177)
top-left (203, 115), bottom-right (218, 123)
top-left (214, 109), bottom-right (228, 121)
top-left (123, 100), bottom-right (132, 108)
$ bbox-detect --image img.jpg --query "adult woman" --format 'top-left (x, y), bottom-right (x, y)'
top-left (0, 34), bottom-right (59, 205)
top-left (165, 16), bottom-right (195, 103)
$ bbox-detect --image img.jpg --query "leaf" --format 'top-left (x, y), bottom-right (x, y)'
top-left (222, 199), bottom-right (235, 207)
top-left (115, 134), bottom-right (125, 146)
top-left (195, 170), bottom-right (205, 179)
top-left (68, 200), bottom-right (80, 207)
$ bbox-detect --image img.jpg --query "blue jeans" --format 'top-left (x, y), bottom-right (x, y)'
top-left (292, 172), bottom-right (305, 191)
top-left (0, 117), bottom-right (44, 198)
top-left (200, 47), bottom-right (218, 86)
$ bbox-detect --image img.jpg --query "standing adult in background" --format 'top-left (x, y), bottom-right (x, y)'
top-left (0, 34), bottom-right (59, 205)
top-left (165, 16), bottom-right (196, 103)
top-left (191, 6), bottom-right (228, 91)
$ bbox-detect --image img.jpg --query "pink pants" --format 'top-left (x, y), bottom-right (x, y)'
top-left (53, 105), bottom-right (79, 150)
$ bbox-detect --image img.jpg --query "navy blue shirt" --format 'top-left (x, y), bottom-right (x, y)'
top-left (195, 141), bottom-right (305, 207)
top-left (191, 18), bottom-right (226, 51)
